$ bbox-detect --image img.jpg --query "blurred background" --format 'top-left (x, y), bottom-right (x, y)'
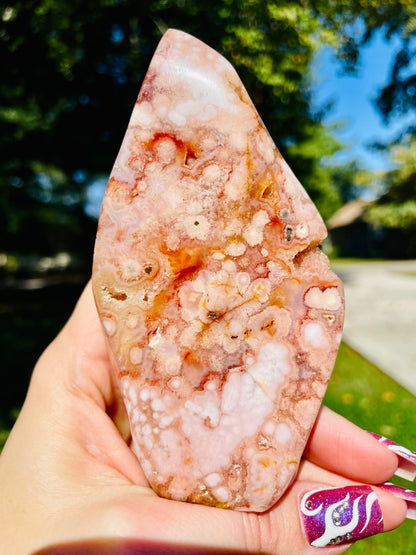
top-left (1, 0), bottom-right (416, 551)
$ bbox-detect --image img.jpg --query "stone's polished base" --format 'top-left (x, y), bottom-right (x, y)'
top-left (92, 29), bottom-right (344, 512)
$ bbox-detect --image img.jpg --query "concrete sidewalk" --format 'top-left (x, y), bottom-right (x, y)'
top-left (332, 260), bottom-right (416, 396)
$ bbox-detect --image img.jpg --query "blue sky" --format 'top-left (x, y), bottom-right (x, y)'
top-left (312, 31), bottom-right (412, 171)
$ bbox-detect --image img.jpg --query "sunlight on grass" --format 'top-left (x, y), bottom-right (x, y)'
top-left (326, 342), bottom-right (416, 447)
top-left (325, 342), bottom-right (416, 554)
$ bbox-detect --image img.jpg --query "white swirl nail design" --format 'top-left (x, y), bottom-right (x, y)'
top-left (301, 486), bottom-right (383, 547)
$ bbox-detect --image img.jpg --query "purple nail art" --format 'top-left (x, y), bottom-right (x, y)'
top-left (379, 482), bottom-right (416, 520)
top-left (300, 486), bottom-right (383, 548)
top-left (369, 433), bottom-right (416, 481)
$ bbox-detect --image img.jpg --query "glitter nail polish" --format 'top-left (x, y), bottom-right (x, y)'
top-left (300, 485), bottom-right (383, 548)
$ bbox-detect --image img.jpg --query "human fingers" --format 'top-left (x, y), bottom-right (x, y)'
top-left (0, 281), bottom-right (150, 555)
top-left (35, 284), bottom-right (406, 551)
top-left (298, 457), bottom-right (408, 525)
top-left (1, 454), bottom-right (406, 555)
top-left (1, 283), bottom-right (407, 555)
top-left (295, 481), bottom-right (407, 551)
top-left (27, 280), bottom-right (136, 447)
top-left (16, 281), bottom-right (149, 484)
top-left (35, 280), bottom-right (119, 411)
top-left (41, 469), bottom-right (404, 555)
top-left (304, 406), bottom-right (398, 484)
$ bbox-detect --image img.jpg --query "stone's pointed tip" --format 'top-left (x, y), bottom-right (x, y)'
top-left (162, 28), bottom-right (192, 39)
top-left (159, 28), bottom-right (214, 54)
top-left (153, 27), bottom-right (238, 92)
top-left (92, 29), bottom-right (344, 512)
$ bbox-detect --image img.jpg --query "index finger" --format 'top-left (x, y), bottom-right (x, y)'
top-left (304, 406), bottom-right (399, 484)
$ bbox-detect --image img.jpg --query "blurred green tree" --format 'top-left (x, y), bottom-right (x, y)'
top-left (0, 0), bottom-right (347, 271)
top-left (366, 138), bottom-right (416, 230)
top-left (1, 0), bottom-right (415, 266)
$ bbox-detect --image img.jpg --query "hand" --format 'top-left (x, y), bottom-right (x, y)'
top-left (0, 282), bottom-right (406, 555)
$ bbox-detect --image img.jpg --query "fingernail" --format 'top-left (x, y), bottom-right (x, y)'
top-left (379, 483), bottom-right (416, 520)
top-left (300, 486), bottom-right (383, 548)
top-left (368, 433), bottom-right (416, 481)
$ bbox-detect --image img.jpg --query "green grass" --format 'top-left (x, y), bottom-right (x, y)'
top-left (1, 341), bottom-right (415, 552)
top-left (325, 342), bottom-right (416, 554)
top-left (326, 342), bottom-right (416, 445)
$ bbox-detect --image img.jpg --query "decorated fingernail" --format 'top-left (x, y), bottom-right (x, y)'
top-left (300, 486), bottom-right (383, 548)
top-left (379, 483), bottom-right (416, 520)
top-left (369, 433), bottom-right (416, 481)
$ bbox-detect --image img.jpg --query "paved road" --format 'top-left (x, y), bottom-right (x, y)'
top-left (332, 260), bottom-right (416, 396)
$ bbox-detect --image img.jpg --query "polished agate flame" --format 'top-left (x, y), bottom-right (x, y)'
top-left (92, 29), bottom-right (344, 512)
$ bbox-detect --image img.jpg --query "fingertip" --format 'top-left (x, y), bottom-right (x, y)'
top-left (65, 280), bottom-right (96, 328)
top-left (298, 483), bottom-right (407, 549)
top-left (349, 430), bottom-right (400, 483)
top-left (367, 432), bottom-right (416, 482)
top-left (374, 485), bottom-right (408, 532)
top-left (306, 407), bottom-right (400, 484)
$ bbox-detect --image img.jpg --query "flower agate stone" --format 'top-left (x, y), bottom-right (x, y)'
top-left (92, 29), bottom-right (344, 512)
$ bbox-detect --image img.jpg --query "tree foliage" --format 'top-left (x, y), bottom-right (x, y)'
top-left (308, 0), bottom-right (416, 123)
top-left (308, 0), bottom-right (416, 232)
top-left (1, 0), bottom-right (415, 266)
top-left (0, 0), bottom-right (345, 268)
top-left (367, 138), bottom-right (416, 230)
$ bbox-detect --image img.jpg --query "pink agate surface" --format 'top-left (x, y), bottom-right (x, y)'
top-left (92, 29), bottom-right (344, 512)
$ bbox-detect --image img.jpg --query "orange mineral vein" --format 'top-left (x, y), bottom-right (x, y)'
top-left (92, 29), bottom-right (344, 512)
